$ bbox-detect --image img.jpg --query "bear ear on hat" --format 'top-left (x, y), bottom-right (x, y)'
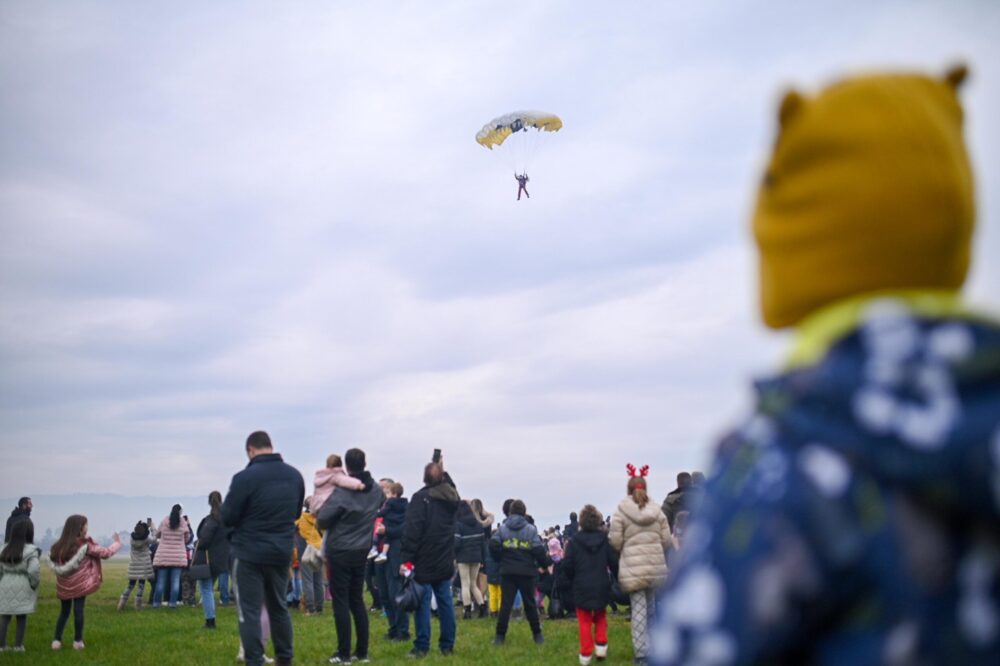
top-left (944, 63), bottom-right (969, 90)
top-left (778, 89), bottom-right (806, 128)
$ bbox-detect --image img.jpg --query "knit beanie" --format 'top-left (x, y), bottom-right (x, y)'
top-left (752, 65), bottom-right (975, 329)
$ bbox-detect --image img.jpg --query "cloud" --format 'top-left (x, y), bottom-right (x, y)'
top-left (1, 1), bottom-right (998, 528)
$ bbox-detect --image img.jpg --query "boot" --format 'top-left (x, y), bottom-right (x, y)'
top-left (135, 594), bottom-right (143, 611)
top-left (203, 618), bottom-right (216, 630)
top-left (478, 603), bottom-right (489, 619)
top-left (463, 605), bottom-right (472, 620)
top-left (117, 593), bottom-right (128, 611)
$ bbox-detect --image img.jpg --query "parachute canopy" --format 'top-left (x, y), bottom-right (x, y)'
top-left (476, 111), bottom-right (563, 150)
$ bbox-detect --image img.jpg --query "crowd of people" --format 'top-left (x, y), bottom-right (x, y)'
top-left (0, 443), bottom-right (706, 665)
top-left (2, 64), bottom-right (999, 665)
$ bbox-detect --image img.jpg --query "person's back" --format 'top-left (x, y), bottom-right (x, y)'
top-left (401, 469), bottom-right (460, 584)
top-left (651, 66), bottom-right (1000, 665)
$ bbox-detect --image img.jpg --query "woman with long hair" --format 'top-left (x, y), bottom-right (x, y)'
top-left (152, 504), bottom-right (190, 608)
top-left (609, 467), bottom-right (669, 665)
top-left (195, 491), bottom-right (230, 628)
top-left (0, 519), bottom-right (40, 652)
top-left (469, 499), bottom-right (495, 601)
top-left (48, 514), bottom-right (121, 650)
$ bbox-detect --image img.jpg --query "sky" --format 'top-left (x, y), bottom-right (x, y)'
top-left (1, 1), bottom-right (998, 533)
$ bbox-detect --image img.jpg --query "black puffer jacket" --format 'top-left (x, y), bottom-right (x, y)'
top-left (454, 502), bottom-right (486, 565)
top-left (5, 507), bottom-right (30, 543)
top-left (221, 453), bottom-right (306, 566)
top-left (489, 514), bottom-right (551, 577)
top-left (557, 529), bottom-right (619, 610)
top-left (400, 473), bottom-right (460, 584)
top-left (195, 514), bottom-right (231, 577)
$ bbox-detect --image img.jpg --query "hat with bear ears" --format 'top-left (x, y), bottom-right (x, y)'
top-left (753, 64), bottom-right (974, 329)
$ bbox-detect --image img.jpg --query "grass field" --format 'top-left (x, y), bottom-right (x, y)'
top-left (0, 559), bottom-right (636, 664)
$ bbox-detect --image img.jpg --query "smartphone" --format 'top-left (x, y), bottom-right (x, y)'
top-left (432, 448), bottom-right (441, 463)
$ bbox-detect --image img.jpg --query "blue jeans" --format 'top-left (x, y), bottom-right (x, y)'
top-left (200, 576), bottom-right (217, 620)
top-left (286, 568), bottom-right (302, 604)
top-left (153, 567), bottom-right (182, 607)
top-left (218, 571), bottom-right (231, 604)
top-left (414, 579), bottom-right (455, 653)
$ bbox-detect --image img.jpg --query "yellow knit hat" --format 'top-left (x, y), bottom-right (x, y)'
top-left (752, 65), bottom-right (975, 329)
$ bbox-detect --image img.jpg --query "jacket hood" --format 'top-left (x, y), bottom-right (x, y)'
top-left (428, 481), bottom-right (460, 504)
top-left (457, 502), bottom-right (481, 528)
top-left (384, 497), bottom-right (408, 514)
top-left (617, 497), bottom-right (664, 526)
top-left (350, 470), bottom-right (375, 491)
top-left (755, 307), bottom-right (1000, 523)
top-left (573, 529), bottom-right (609, 554)
top-left (8, 507), bottom-right (29, 519)
top-left (504, 514), bottom-right (528, 530)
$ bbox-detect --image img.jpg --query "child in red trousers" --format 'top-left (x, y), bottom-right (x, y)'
top-left (557, 505), bottom-right (619, 665)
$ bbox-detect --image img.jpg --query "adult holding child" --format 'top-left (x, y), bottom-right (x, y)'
top-left (316, 448), bottom-right (384, 664)
top-left (151, 504), bottom-right (190, 608)
top-left (222, 430), bottom-right (305, 666)
top-left (609, 464), bottom-right (670, 665)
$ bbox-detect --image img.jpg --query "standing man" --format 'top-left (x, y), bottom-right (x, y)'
top-left (660, 472), bottom-right (692, 531)
top-left (400, 458), bottom-right (461, 658)
top-left (222, 431), bottom-right (305, 666)
top-left (4, 497), bottom-right (31, 543)
top-left (316, 448), bottom-right (384, 665)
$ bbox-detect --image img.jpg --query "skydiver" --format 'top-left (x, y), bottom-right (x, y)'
top-left (515, 172), bottom-right (530, 200)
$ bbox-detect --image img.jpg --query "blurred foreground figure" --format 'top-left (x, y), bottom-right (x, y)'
top-left (651, 65), bottom-right (1000, 665)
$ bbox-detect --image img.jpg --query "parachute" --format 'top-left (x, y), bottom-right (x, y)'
top-left (475, 111), bottom-right (563, 150)
top-left (476, 110), bottom-right (562, 179)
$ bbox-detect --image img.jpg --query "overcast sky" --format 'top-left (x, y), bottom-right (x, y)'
top-left (2, 1), bottom-right (998, 531)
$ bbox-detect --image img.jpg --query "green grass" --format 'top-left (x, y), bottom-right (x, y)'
top-left (0, 560), bottom-right (636, 664)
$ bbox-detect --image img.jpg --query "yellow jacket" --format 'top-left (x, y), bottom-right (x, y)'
top-left (296, 512), bottom-right (322, 550)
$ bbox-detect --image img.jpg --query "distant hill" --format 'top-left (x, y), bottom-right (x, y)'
top-left (1, 494), bottom-right (210, 545)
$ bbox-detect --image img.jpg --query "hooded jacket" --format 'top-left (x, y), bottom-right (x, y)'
top-left (4, 508), bottom-right (30, 544)
top-left (558, 530), bottom-right (618, 611)
top-left (316, 470), bottom-right (384, 553)
top-left (153, 516), bottom-right (191, 568)
top-left (400, 472), bottom-right (460, 584)
top-left (454, 502), bottom-right (486, 564)
top-left (309, 466), bottom-right (366, 514)
top-left (52, 538), bottom-right (121, 600)
top-left (127, 534), bottom-right (156, 580)
top-left (222, 453), bottom-right (306, 567)
top-left (651, 301), bottom-right (1000, 664)
top-left (489, 514), bottom-right (551, 577)
top-left (0, 543), bottom-right (41, 615)
top-left (609, 497), bottom-right (669, 593)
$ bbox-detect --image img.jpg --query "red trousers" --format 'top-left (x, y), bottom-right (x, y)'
top-left (576, 608), bottom-right (608, 656)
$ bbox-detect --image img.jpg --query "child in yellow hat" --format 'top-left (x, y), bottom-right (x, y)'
top-left (651, 65), bottom-right (1000, 665)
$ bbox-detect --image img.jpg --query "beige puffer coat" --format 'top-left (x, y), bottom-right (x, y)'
top-left (609, 496), bottom-right (670, 593)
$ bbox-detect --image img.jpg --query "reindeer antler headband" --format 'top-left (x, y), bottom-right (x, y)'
top-left (626, 463), bottom-right (650, 488)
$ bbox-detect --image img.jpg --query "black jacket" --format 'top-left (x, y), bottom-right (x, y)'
top-left (379, 497), bottom-right (408, 556)
top-left (221, 453), bottom-right (305, 566)
top-left (557, 530), bottom-right (619, 610)
top-left (564, 519), bottom-right (579, 541)
top-left (4, 507), bottom-right (30, 543)
top-left (489, 514), bottom-right (551, 577)
top-left (316, 471), bottom-right (384, 553)
top-left (400, 472), bottom-right (460, 584)
top-left (195, 514), bottom-right (231, 577)
top-left (454, 502), bottom-right (486, 565)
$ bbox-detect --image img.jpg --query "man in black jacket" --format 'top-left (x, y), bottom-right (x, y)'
top-left (4, 497), bottom-right (31, 543)
top-left (400, 460), bottom-right (460, 658)
top-left (489, 499), bottom-right (551, 646)
top-left (316, 448), bottom-right (384, 664)
top-left (221, 431), bottom-right (305, 666)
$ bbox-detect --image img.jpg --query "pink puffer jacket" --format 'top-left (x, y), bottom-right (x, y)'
top-left (152, 517), bottom-right (191, 568)
top-left (55, 538), bottom-right (121, 601)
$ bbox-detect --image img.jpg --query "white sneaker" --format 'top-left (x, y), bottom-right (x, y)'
top-left (367, 546), bottom-right (379, 560)
top-left (12, 646), bottom-right (26, 653)
top-left (73, 641), bottom-right (85, 650)
top-left (263, 656), bottom-right (275, 664)
top-left (579, 654), bottom-right (593, 666)
top-left (51, 641), bottom-right (61, 651)
top-left (374, 550), bottom-right (387, 563)
top-left (236, 646), bottom-right (245, 663)
top-left (595, 643), bottom-right (608, 660)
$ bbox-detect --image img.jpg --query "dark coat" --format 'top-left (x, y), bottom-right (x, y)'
top-left (195, 514), bottom-right (231, 577)
top-left (558, 529), bottom-right (619, 610)
top-left (316, 471), bottom-right (384, 554)
top-left (484, 542), bottom-right (501, 584)
top-left (379, 497), bottom-right (408, 556)
top-left (454, 503), bottom-right (486, 565)
top-left (221, 453), bottom-right (305, 567)
top-left (563, 518), bottom-right (579, 541)
top-left (4, 508), bottom-right (30, 544)
top-left (489, 515), bottom-right (551, 577)
top-left (400, 472), bottom-right (460, 584)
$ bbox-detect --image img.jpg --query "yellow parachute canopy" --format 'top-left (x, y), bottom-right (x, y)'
top-left (476, 111), bottom-right (563, 150)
